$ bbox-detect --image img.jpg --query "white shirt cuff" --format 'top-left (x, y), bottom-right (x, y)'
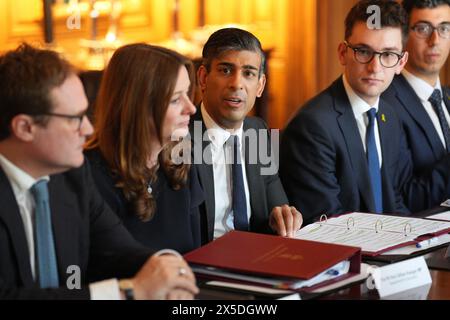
top-left (153, 249), bottom-right (182, 258)
top-left (89, 278), bottom-right (121, 300)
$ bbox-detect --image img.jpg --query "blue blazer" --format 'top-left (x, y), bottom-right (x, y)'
top-left (280, 77), bottom-right (450, 223)
top-left (382, 74), bottom-right (450, 176)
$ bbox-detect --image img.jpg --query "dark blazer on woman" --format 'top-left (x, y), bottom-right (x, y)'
top-left (86, 149), bottom-right (203, 254)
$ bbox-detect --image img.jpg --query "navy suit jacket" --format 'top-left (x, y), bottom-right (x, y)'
top-left (190, 109), bottom-right (289, 243)
top-left (0, 160), bottom-right (151, 299)
top-left (382, 74), bottom-right (450, 176)
top-left (280, 77), bottom-right (450, 223)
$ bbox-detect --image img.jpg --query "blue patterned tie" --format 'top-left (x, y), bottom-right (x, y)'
top-left (31, 180), bottom-right (59, 288)
top-left (366, 108), bottom-right (383, 214)
top-left (228, 135), bottom-right (249, 231)
top-left (429, 89), bottom-right (450, 153)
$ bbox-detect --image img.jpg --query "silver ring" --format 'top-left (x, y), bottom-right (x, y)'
top-left (178, 267), bottom-right (187, 276)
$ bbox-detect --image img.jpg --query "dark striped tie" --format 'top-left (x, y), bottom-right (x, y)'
top-left (228, 135), bottom-right (249, 231)
top-left (429, 89), bottom-right (450, 153)
top-left (366, 108), bottom-right (383, 214)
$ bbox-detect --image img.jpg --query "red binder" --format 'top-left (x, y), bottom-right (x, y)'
top-left (184, 231), bottom-right (361, 288)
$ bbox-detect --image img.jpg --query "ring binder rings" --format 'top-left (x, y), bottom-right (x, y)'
top-left (319, 214), bottom-right (328, 225)
top-left (295, 212), bottom-right (450, 256)
top-left (404, 223), bottom-right (412, 237)
top-left (347, 217), bottom-right (355, 230)
top-left (375, 219), bottom-right (383, 233)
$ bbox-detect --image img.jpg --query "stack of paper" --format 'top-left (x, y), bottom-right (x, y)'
top-left (295, 212), bottom-right (450, 255)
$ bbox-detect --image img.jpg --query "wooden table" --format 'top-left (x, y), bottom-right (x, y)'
top-left (321, 247), bottom-right (450, 300)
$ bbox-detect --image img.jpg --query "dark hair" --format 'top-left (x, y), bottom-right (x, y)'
top-left (202, 27), bottom-right (266, 77)
top-left (403, 0), bottom-right (450, 23)
top-left (0, 43), bottom-right (75, 141)
top-left (403, 0), bottom-right (450, 14)
top-left (345, 0), bottom-right (409, 47)
top-left (86, 43), bottom-right (194, 222)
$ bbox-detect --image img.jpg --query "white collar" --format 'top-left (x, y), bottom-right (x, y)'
top-left (0, 153), bottom-right (50, 194)
top-left (343, 74), bottom-right (380, 116)
top-left (201, 103), bottom-right (244, 148)
top-left (402, 69), bottom-right (442, 103)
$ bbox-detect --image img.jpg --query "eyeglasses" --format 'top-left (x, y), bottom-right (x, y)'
top-left (344, 41), bottom-right (405, 68)
top-left (33, 112), bottom-right (87, 131)
top-left (411, 22), bottom-right (450, 39)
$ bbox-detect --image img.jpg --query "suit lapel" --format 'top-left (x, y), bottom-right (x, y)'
top-left (190, 109), bottom-right (215, 241)
top-left (243, 119), bottom-right (265, 226)
top-left (0, 168), bottom-right (34, 285)
top-left (393, 75), bottom-right (444, 159)
top-left (443, 86), bottom-right (450, 115)
top-left (377, 100), bottom-right (399, 212)
top-left (333, 79), bottom-right (375, 212)
top-left (48, 174), bottom-right (80, 282)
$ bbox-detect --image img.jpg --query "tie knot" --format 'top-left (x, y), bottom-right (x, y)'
top-left (226, 134), bottom-right (240, 148)
top-left (31, 180), bottom-right (49, 202)
top-left (367, 108), bottom-right (377, 120)
top-left (429, 89), bottom-right (443, 106)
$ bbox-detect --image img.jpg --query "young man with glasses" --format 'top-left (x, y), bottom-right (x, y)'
top-left (280, 0), bottom-right (450, 224)
top-left (0, 44), bottom-right (198, 299)
top-left (383, 0), bottom-right (450, 212)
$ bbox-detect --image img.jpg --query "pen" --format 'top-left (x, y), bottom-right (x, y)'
top-left (325, 269), bottom-right (339, 276)
top-left (415, 237), bottom-right (439, 248)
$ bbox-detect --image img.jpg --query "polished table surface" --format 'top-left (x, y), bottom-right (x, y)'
top-left (428, 270), bottom-right (450, 300)
top-left (319, 269), bottom-right (450, 300)
top-left (317, 246), bottom-right (450, 300)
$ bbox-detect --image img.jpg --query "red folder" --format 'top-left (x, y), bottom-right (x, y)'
top-left (184, 231), bottom-right (361, 283)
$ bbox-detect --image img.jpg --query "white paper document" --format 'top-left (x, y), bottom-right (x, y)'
top-left (192, 261), bottom-right (350, 290)
top-left (371, 256), bottom-right (432, 298)
top-left (381, 233), bottom-right (450, 255)
top-left (205, 281), bottom-right (295, 295)
top-left (440, 199), bottom-right (450, 207)
top-left (311, 263), bottom-right (371, 293)
top-left (426, 211), bottom-right (450, 222)
top-left (295, 212), bottom-right (450, 255)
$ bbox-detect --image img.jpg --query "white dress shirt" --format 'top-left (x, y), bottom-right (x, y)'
top-left (402, 69), bottom-right (450, 149)
top-left (0, 153), bottom-right (120, 300)
top-left (201, 104), bottom-right (251, 239)
top-left (343, 75), bottom-right (383, 167)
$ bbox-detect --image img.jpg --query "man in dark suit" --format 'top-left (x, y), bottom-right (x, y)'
top-left (190, 28), bottom-right (302, 243)
top-left (382, 0), bottom-right (450, 212)
top-left (0, 44), bottom-right (198, 299)
top-left (280, 0), bottom-right (450, 224)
